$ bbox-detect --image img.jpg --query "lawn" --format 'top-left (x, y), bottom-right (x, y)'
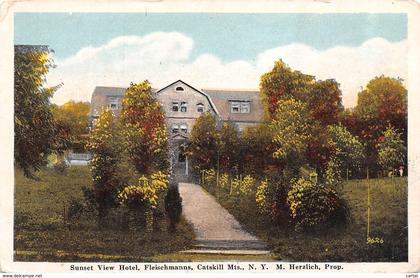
top-left (210, 177), bottom-right (408, 262)
top-left (14, 166), bottom-right (408, 262)
top-left (14, 166), bottom-right (195, 262)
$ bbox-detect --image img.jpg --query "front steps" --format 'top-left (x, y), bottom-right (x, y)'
top-left (181, 239), bottom-right (270, 255)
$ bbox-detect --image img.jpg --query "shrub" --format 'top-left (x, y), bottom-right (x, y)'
top-left (201, 169), bottom-right (216, 190)
top-left (326, 124), bottom-right (365, 181)
top-left (256, 179), bottom-right (269, 214)
top-left (218, 173), bottom-right (229, 191)
top-left (230, 176), bottom-right (241, 195)
top-left (81, 185), bottom-right (98, 215)
top-left (287, 178), bottom-right (347, 229)
top-left (117, 171), bottom-right (169, 232)
top-left (165, 182), bottom-right (183, 232)
top-left (268, 177), bottom-right (291, 226)
top-left (66, 198), bottom-right (85, 221)
top-left (117, 171), bottom-right (169, 209)
top-left (239, 175), bottom-right (256, 196)
top-left (324, 156), bottom-right (342, 186)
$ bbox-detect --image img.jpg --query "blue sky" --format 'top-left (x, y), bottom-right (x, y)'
top-left (14, 13), bottom-right (408, 107)
top-left (15, 13), bottom-right (406, 61)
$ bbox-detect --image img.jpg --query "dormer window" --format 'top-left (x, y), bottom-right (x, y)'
top-left (197, 103), bottom-right (204, 113)
top-left (180, 102), bottom-right (187, 112)
top-left (241, 102), bottom-right (250, 113)
top-left (175, 86), bottom-right (184, 92)
top-left (230, 101), bottom-right (250, 113)
top-left (231, 102), bottom-right (240, 113)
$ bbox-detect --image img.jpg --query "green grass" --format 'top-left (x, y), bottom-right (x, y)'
top-left (209, 177), bottom-right (408, 262)
top-left (15, 167), bottom-right (407, 262)
top-left (14, 167), bottom-right (195, 262)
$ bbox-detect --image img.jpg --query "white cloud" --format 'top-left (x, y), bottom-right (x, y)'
top-left (47, 32), bottom-right (407, 107)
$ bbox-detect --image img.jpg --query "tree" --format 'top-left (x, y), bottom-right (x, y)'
top-left (240, 124), bottom-right (280, 176)
top-left (377, 127), bottom-right (406, 171)
top-left (218, 121), bottom-right (240, 173)
top-left (87, 108), bottom-right (121, 224)
top-left (188, 112), bottom-right (219, 173)
top-left (14, 45), bottom-right (63, 177)
top-left (353, 75), bottom-right (407, 172)
top-left (270, 98), bottom-right (311, 179)
top-left (119, 81), bottom-right (169, 175)
top-left (260, 60), bottom-right (314, 119)
top-left (325, 124), bottom-right (365, 184)
top-left (307, 79), bottom-right (344, 126)
top-left (355, 75), bottom-right (407, 132)
top-left (52, 101), bottom-right (90, 152)
top-left (305, 122), bottom-right (334, 174)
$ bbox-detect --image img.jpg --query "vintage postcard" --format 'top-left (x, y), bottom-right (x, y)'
top-left (0, 0), bottom-right (419, 275)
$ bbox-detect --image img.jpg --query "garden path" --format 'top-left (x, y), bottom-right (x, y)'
top-left (178, 182), bottom-right (270, 254)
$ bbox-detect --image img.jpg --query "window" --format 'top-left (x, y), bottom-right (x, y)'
top-left (175, 86), bottom-right (184, 91)
top-left (180, 102), bottom-right (187, 112)
top-left (180, 124), bottom-right (188, 133)
top-left (197, 103), bottom-right (204, 113)
top-left (172, 124), bottom-right (179, 134)
top-left (230, 101), bottom-right (251, 113)
top-left (241, 102), bottom-right (250, 113)
top-left (108, 97), bottom-right (119, 110)
top-left (172, 102), bottom-right (179, 112)
top-left (231, 102), bottom-right (240, 113)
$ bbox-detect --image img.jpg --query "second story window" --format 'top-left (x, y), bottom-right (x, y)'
top-left (172, 102), bottom-right (179, 112)
top-left (172, 124), bottom-right (179, 134)
top-left (197, 103), bottom-right (204, 113)
top-left (180, 102), bottom-right (187, 112)
top-left (180, 124), bottom-right (188, 133)
top-left (108, 97), bottom-right (119, 110)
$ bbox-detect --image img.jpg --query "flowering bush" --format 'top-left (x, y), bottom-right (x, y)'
top-left (255, 179), bottom-right (269, 214)
top-left (218, 173), bottom-right (229, 190)
top-left (201, 169), bottom-right (216, 187)
top-left (230, 176), bottom-right (240, 195)
top-left (324, 156), bottom-right (342, 186)
top-left (287, 178), bottom-right (345, 229)
top-left (117, 171), bottom-right (169, 209)
top-left (239, 175), bottom-right (256, 196)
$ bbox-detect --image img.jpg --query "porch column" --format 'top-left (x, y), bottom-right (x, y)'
top-left (185, 156), bottom-right (189, 176)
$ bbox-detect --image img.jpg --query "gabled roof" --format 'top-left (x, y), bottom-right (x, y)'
top-left (155, 80), bottom-right (220, 115)
top-left (201, 89), bottom-right (263, 123)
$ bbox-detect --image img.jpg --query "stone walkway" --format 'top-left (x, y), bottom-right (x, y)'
top-left (178, 182), bottom-right (269, 254)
